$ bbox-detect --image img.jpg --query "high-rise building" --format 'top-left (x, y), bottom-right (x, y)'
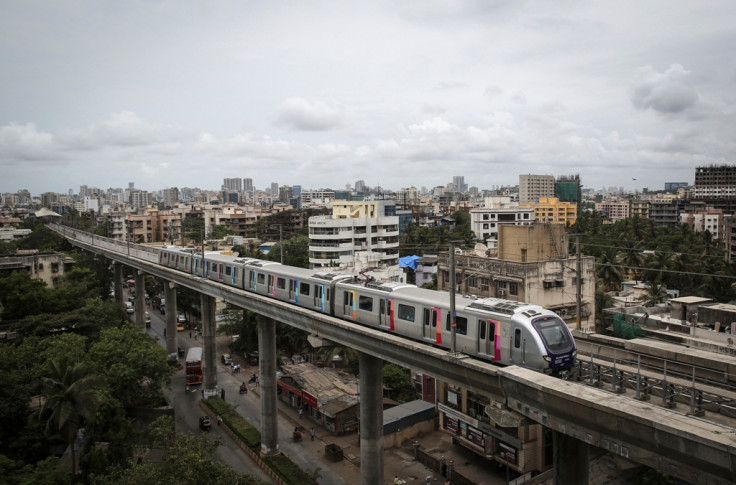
top-left (693, 165), bottom-right (736, 211)
top-left (163, 188), bottom-right (179, 208)
top-left (223, 178), bottom-right (243, 192)
top-left (270, 182), bottom-right (279, 199)
top-left (519, 174), bottom-right (555, 204)
top-left (129, 190), bottom-right (151, 209)
top-left (355, 180), bottom-right (366, 193)
top-left (452, 176), bottom-right (467, 193)
top-left (244, 178), bottom-right (253, 192)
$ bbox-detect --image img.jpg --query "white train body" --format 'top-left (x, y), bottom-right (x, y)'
top-left (159, 246), bottom-right (576, 374)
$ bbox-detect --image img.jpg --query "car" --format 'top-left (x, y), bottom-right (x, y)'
top-left (178, 313), bottom-right (186, 324)
top-left (199, 416), bottom-right (211, 431)
top-left (145, 312), bottom-right (151, 327)
top-left (124, 302), bottom-right (134, 314)
top-left (221, 353), bottom-right (232, 365)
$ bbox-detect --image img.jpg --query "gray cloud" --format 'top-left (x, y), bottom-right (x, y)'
top-left (271, 97), bottom-right (344, 132)
top-left (631, 64), bottom-right (699, 115)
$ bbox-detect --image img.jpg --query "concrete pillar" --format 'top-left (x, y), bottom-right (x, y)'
top-left (113, 263), bottom-right (123, 303)
top-left (553, 431), bottom-right (589, 485)
top-left (164, 282), bottom-right (177, 356)
top-left (201, 294), bottom-right (217, 393)
top-left (358, 351), bottom-right (383, 485)
top-left (257, 314), bottom-right (278, 455)
top-left (135, 272), bottom-right (146, 327)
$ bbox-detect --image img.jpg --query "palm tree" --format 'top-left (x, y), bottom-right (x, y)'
top-left (597, 247), bottom-right (622, 291)
top-left (639, 282), bottom-right (669, 307)
top-left (37, 359), bottom-right (104, 476)
top-left (617, 239), bottom-right (644, 282)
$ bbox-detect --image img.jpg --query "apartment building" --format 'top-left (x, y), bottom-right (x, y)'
top-left (469, 206), bottom-right (534, 245)
top-left (680, 208), bottom-right (727, 239)
top-left (595, 199), bottom-right (630, 221)
top-left (308, 200), bottom-right (399, 271)
top-left (523, 197), bottom-right (577, 225)
top-left (437, 224), bottom-right (595, 326)
top-left (518, 174), bottom-right (555, 204)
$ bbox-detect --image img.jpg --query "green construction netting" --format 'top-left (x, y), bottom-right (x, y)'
top-left (612, 313), bottom-right (647, 339)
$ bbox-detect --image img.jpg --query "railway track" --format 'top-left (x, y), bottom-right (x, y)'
top-left (572, 333), bottom-right (736, 424)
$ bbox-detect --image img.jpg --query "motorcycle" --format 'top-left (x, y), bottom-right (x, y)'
top-left (239, 383), bottom-right (248, 394)
top-left (293, 427), bottom-right (302, 442)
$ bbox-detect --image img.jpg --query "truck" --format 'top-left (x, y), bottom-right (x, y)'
top-left (185, 347), bottom-right (203, 386)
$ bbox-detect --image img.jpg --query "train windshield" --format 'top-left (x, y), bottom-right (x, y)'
top-left (532, 317), bottom-right (573, 353)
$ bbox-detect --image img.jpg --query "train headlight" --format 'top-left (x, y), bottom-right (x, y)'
top-left (572, 351), bottom-right (577, 358)
top-left (542, 355), bottom-right (551, 362)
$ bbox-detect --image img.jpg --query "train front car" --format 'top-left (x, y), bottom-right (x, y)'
top-left (526, 312), bottom-right (576, 375)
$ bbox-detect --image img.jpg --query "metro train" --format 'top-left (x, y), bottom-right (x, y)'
top-left (158, 246), bottom-right (576, 374)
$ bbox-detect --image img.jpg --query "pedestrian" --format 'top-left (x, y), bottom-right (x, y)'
top-left (189, 330), bottom-right (192, 339)
top-left (194, 330), bottom-right (198, 340)
top-left (298, 407), bottom-right (303, 419)
top-left (394, 475), bottom-right (400, 485)
top-left (310, 427), bottom-right (315, 441)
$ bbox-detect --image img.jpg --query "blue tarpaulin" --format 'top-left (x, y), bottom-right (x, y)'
top-left (399, 255), bottom-right (422, 270)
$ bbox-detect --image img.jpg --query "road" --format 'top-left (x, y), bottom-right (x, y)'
top-left (135, 298), bottom-right (273, 483)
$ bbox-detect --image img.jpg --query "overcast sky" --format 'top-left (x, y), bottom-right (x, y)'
top-left (2, 1), bottom-right (735, 196)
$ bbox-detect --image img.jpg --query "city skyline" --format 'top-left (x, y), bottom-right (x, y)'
top-left (2, 2), bottom-right (734, 195)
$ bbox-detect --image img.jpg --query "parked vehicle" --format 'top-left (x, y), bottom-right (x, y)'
top-left (221, 353), bottom-right (232, 365)
top-left (199, 416), bottom-right (211, 431)
top-left (145, 311), bottom-right (151, 327)
top-left (124, 301), bottom-right (134, 314)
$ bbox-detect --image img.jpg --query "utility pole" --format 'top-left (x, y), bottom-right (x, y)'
top-left (279, 224), bottom-right (283, 264)
top-left (450, 243), bottom-right (457, 354)
top-left (576, 234), bottom-right (582, 330)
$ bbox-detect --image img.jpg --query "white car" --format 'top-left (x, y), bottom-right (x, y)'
top-left (124, 302), bottom-right (134, 314)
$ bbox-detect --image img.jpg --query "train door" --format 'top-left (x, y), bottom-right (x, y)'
top-left (248, 270), bottom-right (256, 291)
top-left (267, 274), bottom-right (274, 294)
top-left (313, 284), bottom-right (324, 311)
top-left (379, 298), bottom-right (393, 329)
top-left (343, 290), bottom-right (356, 320)
top-left (510, 327), bottom-right (525, 364)
top-left (477, 319), bottom-right (498, 360)
top-left (423, 308), bottom-right (439, 342)
top-left (289, 279), bottom-right (297, 302)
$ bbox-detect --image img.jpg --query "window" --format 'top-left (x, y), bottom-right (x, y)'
top-left (483, 214), bottom-right (489, 220)
top-left (483, 223), bottom-right (489, 229)
top-left (225, 266), bottom-right (232, 276)
top-left (398, 304), bottom-right (415, 322)
top-left (257, 273), bottom-right (265, 284)
top-left (514, 328), bottom-right (521, 348)
top-left (300, 283), bottom-right (311, 295)
top-left (509, 283), bottom-right (518, 296)
top-left (479, 320), bottom-right (486, 340)
top-left (359, 296), bottom-right (373, 311)
top-left (446, 314), bottom-right (467, 335)
top-left (277, 277), bottom-right (286, 290)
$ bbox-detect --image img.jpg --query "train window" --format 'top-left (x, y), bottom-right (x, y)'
top-left (489, 321), bottom-right (495, 341)
top-left (225, 266), bottom-right (231, 276)
top-left (300, 283), bottom-right (311, 295)
top-left (445, 314), bottom-right (467, 335)
top-left (479, 320), bottom-right (486, 340)
top-left (423, 309), bottom-right (430, 326)
top-left (257, 273), bottom-right (265, 284)
top-left (398, 304), bottom-right (415, 322)
top-left (514, 328), bottom-right (521, 348)
top-left (359, 296), bottom-right (373, 311)
top-left (277, 277), bottom-right (286, 290)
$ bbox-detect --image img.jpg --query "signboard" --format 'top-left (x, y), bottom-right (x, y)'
top-left (301, 391), bottom-right (318, 408)
top-left (499, 442), bottom-right (517, 465)
top-left (467, 426), bottom-right (485, 447)
top-left (445, 417), bottom-right (458, 434)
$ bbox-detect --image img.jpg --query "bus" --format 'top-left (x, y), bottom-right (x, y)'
top-left (185, 347), bottom-right (203, 386)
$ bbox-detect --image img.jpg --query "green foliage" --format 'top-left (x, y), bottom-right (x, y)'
top-left (262, 454), bottom-right (315, 485)
top-left (204, 397), bottom-right (262, 451)
top-left (37, 359), bottom-right (105, 475)
top-left (97, 416), bottom-right (262, 485)
top-left (382, 363), bottom-right (419, 402)
top-left (210, 224), bottom-right (236, 240)
top-left (574, 211), bottom-right (736, 304)
top-left (264, 235), bottom-right (310, 268)
top-left (87, 324), bottom-right (174, 408)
